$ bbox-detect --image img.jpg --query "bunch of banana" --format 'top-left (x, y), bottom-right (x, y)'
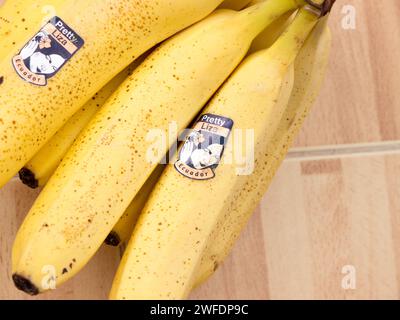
top-left (19, 0), bottom-right (283, 250)
top-left (0, 0), bottom-right (224, 188)
top-left (101, 4), bottom-right (314, 287)
top-left (110, 4), bottom-right (332, 300)
top-left (19, 50), bottom-right (159, 249)
top-left (12, 0), bottom-right (304, 295)
top-left (102, 2), bottom-right (294, 252)
top-left (103, 0), bottom-right (294, 251)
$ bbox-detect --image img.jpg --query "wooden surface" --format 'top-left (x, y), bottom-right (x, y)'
top-left (295, 0), bottom-right (400, 147)
top-left (1, 0), bottom-right (400, 300)
top-left (192, 154), bottom-right (400, 299)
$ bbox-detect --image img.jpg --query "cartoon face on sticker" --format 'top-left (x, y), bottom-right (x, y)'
top-left (175, 114), bottom-right (234, 180)
top-left (12, 16), bottom-right (84, 86)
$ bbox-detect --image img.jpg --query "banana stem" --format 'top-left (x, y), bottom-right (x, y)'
top-left (266, 7), bottom-right (320, 68)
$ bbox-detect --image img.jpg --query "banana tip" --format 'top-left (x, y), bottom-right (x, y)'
top-left (12, 274), bottom-right (39, 296)
top-left (104, 231), bottom-right (121, 247)
top-left (18, 168), bottom-right (39, 189)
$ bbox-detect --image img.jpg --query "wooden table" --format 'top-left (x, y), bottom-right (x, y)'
top-left (1, 0), bottom-right (399, 299)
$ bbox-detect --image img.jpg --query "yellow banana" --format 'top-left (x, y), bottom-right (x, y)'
top-left (0, 0), bottom-right (224, 188)
top-left (18, 53), bottom-right (149, 188)
top-left (0, 0), bottom-right (64, 60)
top-left (13, 0), bottom-right (303, 295)
top-left (105, 165), bottom-right (165, 248)
top-left (110, 6), bottom-right (323, 300)
top-left (195, 17), bottom-right (332, 287)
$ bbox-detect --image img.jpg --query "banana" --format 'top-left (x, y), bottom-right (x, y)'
top-left (219, 0), bottom-right (253, 10)
top-left (110, 6), bottom-right (323, 300)
top-left (103, 2), bottom-right (294, 265)
top-left (195, 17), bottom-right (332, 287)
top-left (0, 0), bottom-right (64, 60)
top-left (102, 4), bottom-right (294, 252)
top-left (105, 165), bottom-right (165, 248)
top-left (0, 0), bottom-right (224, 188)
top-left (12, 0), bottom-right (303, 295)
top-left (18, 53), bottom-right (149, 189)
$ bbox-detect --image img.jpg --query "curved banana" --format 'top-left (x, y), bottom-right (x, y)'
top-left (195, 17), bottom-right (332, 287)
top-left (0, 0), bottom-right (224, 188)
top-left (18, 54), bottom-right (148, 188)
top-left (105, 165), bottom-right (165, 248)
top-left (12, 0), bottom-right (303, 295)
top-left (110, 7), bottom-right (321, 300)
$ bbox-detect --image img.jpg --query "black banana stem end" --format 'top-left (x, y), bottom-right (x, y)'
top-left (19, 168), bottom-right (39, 189)
top-left (104, 231), bottom-right (121, 247)
top-left (12, 274), bottom-right (40, 296)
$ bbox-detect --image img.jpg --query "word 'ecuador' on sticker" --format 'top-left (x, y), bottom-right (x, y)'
top-left (12, 16), bottom-right (84, 86)
top-left (175, 113), bottom-right (234, 180)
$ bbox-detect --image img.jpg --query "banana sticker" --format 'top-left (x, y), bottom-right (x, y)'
top-left (12, 16), bottom-right (84, 86)
top-left (175, 114), bottom-right (233, 180)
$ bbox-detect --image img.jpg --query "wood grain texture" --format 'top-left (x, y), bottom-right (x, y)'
top-left (192, 154), bottom-right (400, 300)
top-left (295, 0), bottom-right (400, 147)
